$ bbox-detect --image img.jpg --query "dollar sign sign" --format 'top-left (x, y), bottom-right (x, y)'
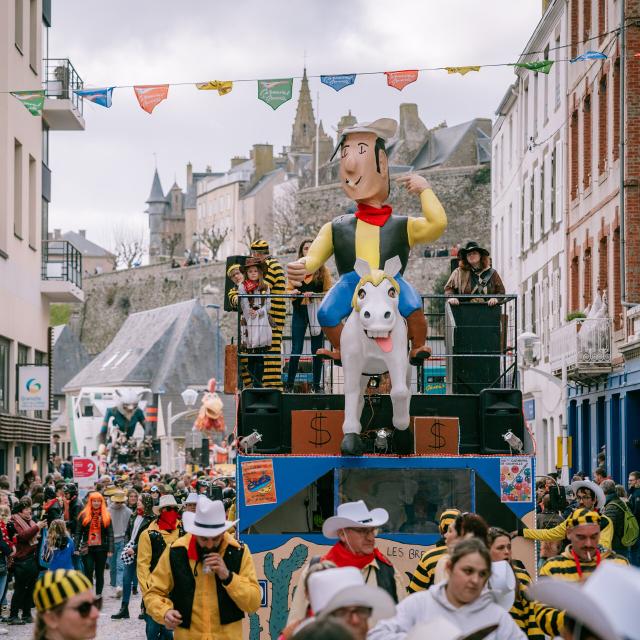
top-left (309, 412), bottom-right (331, 447)
top-left (430, 420), bottom-right (446, 449)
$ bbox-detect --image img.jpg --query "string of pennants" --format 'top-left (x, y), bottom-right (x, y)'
top-left (9, 50), bottom-right (615, 117)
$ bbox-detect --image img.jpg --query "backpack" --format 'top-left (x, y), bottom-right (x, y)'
top-left (612, 501), bottom-right (640, 547)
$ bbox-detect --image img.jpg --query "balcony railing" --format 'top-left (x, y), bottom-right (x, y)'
top-left (43, 59), bottom-right (84, 114)
top-left (42, 240), bottom-right (82, 288)
top-left (550, 317), bottom-right (612, 380)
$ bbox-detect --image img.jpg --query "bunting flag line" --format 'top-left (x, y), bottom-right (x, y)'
top-left (196, 80), bottom-right (233, 95)
top-left (74, 87), bottom-right (114, 108)
top-left (513, 60), bottom-right (554, 73)
top-left (11, 90), bottom-right (45, 115)
top-left (445, 66), bottom-right (481, 75)
top-left (385, 69), bottom-right (419, 91)
top-left (133, 84), bottom-right (169, 114)
top-left (257, 78), bottom-right (293, 110)
top-left (571, 50), bottom-right (607, 62)
top-left (320, 74), bottom-right (357, 91)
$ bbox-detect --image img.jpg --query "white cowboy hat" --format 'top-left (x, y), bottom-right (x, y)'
top-left (308, 567), bottom-right (395, 624)
top-left (322, 500), bottom-right (389, 539)
top-left (182, 496), bottom-right (238, 537)
top-left (152, 494), bottom-right (178, 515)
top-left (570, 480), bottom-right (606, 510)
top-left (406, 617), bottom-right (499, 640)
top-left (528, 563), bottom-right (640, 640)
top-left (487, 561), bottom-right (516, 611)
top-left (184, 492), bottom-right (199, 505)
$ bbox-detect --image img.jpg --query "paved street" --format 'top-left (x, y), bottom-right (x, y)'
top-left (3, 586), bottom-right (147, 640)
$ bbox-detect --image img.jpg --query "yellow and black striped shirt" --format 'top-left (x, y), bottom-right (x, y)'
top-left (263, 257), bottom-right (286, 328)
top-left (407, 542), bottom-right (447, 593)
top-left (510, 562), bottom-right (545, 640)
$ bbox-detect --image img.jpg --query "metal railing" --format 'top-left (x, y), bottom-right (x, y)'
top-left (43, 59), bottom-right (84, 114)
top-left (41, 240), bottom-right (83, 288)
top-left (233, 293), bottom-right (518, 395)
top-left (550, 317), bottom-right (612, 374)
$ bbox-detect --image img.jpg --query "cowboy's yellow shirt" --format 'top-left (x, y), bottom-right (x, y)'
top-left (303, 188), bottom-right (447, 273)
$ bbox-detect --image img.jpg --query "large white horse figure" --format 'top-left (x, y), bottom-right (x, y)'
top-left (340, 256), bottom-right (412, 456)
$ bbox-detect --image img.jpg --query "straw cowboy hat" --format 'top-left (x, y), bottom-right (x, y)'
top-left (487, 561), bottom-right (516, 611)
top-left (182, 496), bottom-right (238, 537)
top-left (570, 479), bottom-right (606, 511)
top-left (307, 567), bottom-right (395, 624)
top-left (153, 494), bottom-right (178, 515)
top-left (406, 617), bottom-right (499, 640)
top-left (322, 500), bottom-right (389, 538)
top-left (109, 491), bottom-right (127, 504)
top-left (528, 563), bottom-right (640, 640)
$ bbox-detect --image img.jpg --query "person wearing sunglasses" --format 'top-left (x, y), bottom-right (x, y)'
top-left (137, 494), bottom-right (182, 640)
top-left (32, 569), bottom-right (101, 640)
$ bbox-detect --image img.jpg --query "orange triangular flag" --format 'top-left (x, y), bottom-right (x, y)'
top-left (133, 85), bottom-right (169, 114)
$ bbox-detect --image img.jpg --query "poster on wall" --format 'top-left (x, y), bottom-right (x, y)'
top-left (242, 459), bottom-right (277, 506)
top-left (17, 365), bottom-right (49, 411)
top-left (499, 457), bottom-right (533, 502)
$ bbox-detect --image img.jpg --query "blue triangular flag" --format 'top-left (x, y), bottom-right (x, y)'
top-left (74, 87), bottom-right (115, 108)
top-left (571, 50), bottom-right (607, 63)
top-left (321, 74), bottom-right (356, 92)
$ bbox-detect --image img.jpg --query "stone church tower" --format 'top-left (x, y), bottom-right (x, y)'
top-left (288, 69), bottom-right (317, 175)
top-left (146, 169), bottom-right (167, 264)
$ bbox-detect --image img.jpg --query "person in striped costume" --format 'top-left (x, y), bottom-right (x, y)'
top-left (407, 509), bottom-right (460, 593)
top-left (487, 527), bottom-right (543, 640)
top-left (249, 240), bottom-right (285, 388)
top-left (534, 509), bottom-right (629, 637)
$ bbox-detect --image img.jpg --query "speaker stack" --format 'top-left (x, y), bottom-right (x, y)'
top-left (479, 389), bottom-right (525, 454)
top-left (239, 389), bottom-right (285, 453)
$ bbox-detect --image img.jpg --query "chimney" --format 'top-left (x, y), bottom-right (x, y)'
top-left (79, 229), bottom-right (86, 238)
top-left (186, 161), bottom-right (193, 187)
top-left (252, 144), bottom-right (274, 182)
top-left (230, 156), bottom-right (248, 168)
top-left (398, 103), bottom-right (428, 154)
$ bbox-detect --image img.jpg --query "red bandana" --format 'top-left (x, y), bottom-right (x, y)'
top-left (355, 203), bottom-right (393, 227)
top-left (322, 542), bottom-right (391, 570)
top-left (243, 279), bottom-right (260, 294)
top-left (157, 510), bottom-right (179, 531)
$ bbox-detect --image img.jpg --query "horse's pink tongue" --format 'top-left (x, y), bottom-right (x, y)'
top-left (375, 335), bottom-right (393, 353)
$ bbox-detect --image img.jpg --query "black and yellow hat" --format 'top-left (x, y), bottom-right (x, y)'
top-left (567, 508), bottom-right (602, 529)
top-left (226, 263), bottom-right (242, 278)
top-left (34, 570), bottom-right (93, 612)
top-left (250, 239), bottom-right (269, 252)
top-left (439, 508), bottom-right (461, 534)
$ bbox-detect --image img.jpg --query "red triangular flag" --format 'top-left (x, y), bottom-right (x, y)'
top-left (133, 84), bottom-right (169, 114)
top-left (384, 70), bottom-right (419, 91)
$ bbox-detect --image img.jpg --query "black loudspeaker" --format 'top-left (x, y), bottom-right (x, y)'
top-left (479, 389), bottom-right (524, 454)
top-left (239, 389), bottom-right (284, 452)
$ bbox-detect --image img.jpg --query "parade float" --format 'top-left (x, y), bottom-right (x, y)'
top-left (232, 118), bottom-right (535, 639)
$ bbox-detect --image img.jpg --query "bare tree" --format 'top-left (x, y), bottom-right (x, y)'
top-left (163, 232), bottom-right (183, 261)
top-left (198, 226), bottom-right (229, 261)
top-left (111, 224), bottom-right (146, 269)
top-left (240, 223), bottom-right (263, 252)
top-left (272, 178), bottom-right (302, 253)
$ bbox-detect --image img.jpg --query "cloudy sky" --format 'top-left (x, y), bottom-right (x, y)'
top-left (48, 0), bottom-right (542, 250)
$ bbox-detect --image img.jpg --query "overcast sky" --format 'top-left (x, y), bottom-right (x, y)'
top-left (48, 0), bottom-right (542, 250)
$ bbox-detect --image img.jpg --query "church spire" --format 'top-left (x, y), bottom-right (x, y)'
top-left (146, 168), bottom-right (166, 204)
top-left (290, 68), bottom-right (316, 153)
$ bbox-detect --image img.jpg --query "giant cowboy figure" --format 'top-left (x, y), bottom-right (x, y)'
top-left (287, 118), bottom-right (447, 363)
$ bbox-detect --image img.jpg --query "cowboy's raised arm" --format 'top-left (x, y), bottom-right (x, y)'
top-left (397, 175), bottom-right (447, 246)
top-left (301, 222), bottom-right (334, 273)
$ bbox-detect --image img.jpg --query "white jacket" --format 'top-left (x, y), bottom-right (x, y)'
top-left (367, 582), bottom-right (525, 640)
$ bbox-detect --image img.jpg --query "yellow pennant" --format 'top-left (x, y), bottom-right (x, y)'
top-left (444, 66), bottom-right (481, 76)
top-left (196, 80), bottom-right (233, 96)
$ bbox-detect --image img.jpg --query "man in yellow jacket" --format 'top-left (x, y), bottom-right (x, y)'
top-left (144, 496), bottom-right (260, 640)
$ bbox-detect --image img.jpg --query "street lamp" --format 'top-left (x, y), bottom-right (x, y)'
top-left (517, 331), bottom-right (570, 484)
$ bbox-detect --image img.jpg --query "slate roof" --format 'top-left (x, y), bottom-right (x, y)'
top-left (63, 299), bottom-right (218, 395)
top-left (52, 325), bottom-right (92, 395)
top-left (146, 169), bottom-right (168, 204)
top-left (241, 167), bottom-right (285, 199)
top-left (61, 231), bottom-right (114, 258)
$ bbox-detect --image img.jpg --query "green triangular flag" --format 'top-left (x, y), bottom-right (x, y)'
top-left (11, 90), bottom-right (45, 115)
top-left (257, 78), bottom-right (293, 110)
top-left (514, 60), bottom-right (554, 74)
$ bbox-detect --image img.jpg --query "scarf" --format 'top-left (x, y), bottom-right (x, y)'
top-left (243, 279), bottom-right (261, 294)
top-left (570, 548), bottom-right (601, 579)
top-left (0, 521), bottom-right (16, 549)
top-left (157, 510), bottom-right (179, 531)
top-left (88, 510), bottom-right (102, 547)
top-left (13, 513), bottom-right (39, 546)
top-left (355, 203), bottom-right (393, 227)
top-left (323, 542), bottom-right (391, 570)
top-left (187, 534), bottom-right (223, 562)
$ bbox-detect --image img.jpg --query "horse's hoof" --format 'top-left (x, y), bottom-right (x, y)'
top-left (341, 434), bottom-right (365, 456)
top-left (393, 428), bottom-right (413, 455)
top-left (409, 347), bottom-right (431, 366)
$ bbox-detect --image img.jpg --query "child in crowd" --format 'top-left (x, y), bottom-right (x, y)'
top-left (41, 519), bottom-right (75, 571)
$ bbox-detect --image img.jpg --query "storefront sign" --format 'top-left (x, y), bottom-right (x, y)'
top-left (17, 365), bottom-right (49, 411)
top-left (73, 456), bottom-right (99, 489)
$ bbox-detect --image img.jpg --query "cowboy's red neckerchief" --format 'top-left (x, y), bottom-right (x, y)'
top-left (355, 203), bottom-right (393, 227)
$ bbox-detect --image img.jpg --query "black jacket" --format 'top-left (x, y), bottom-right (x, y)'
top-left (124, 513), bottom-right (153, 550)
top-left (603, 495), bottom-right (627, 553)
top-left (628, 486), bottom-right (640, 523)
top-left (75, 519), bottom-right (115, 555)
